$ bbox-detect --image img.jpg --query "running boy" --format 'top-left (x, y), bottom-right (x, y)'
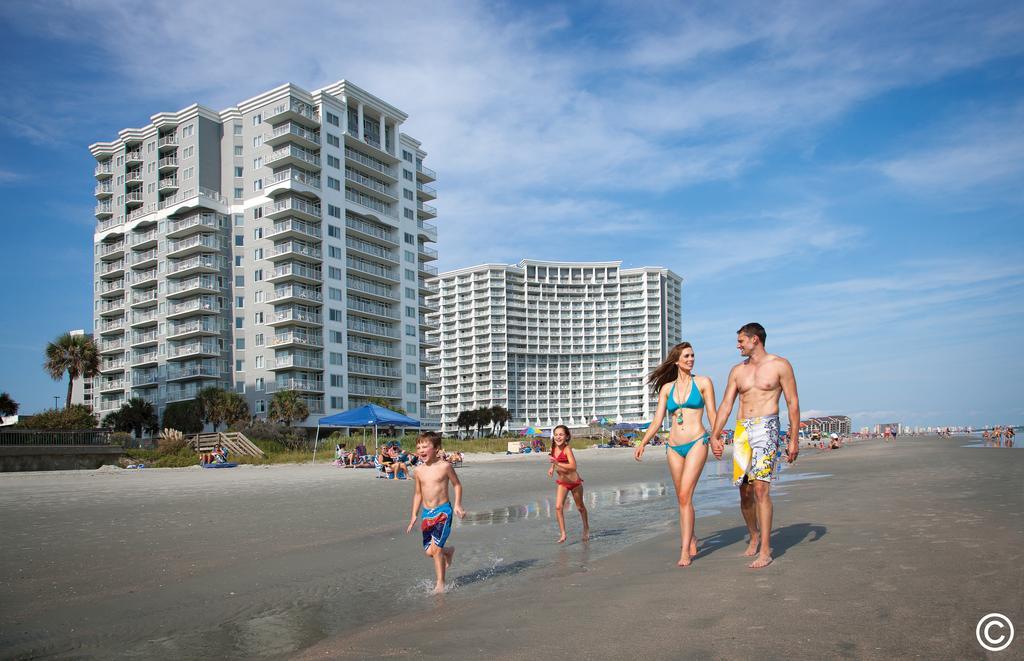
top-left (405, 431), bottom-right (465, 593)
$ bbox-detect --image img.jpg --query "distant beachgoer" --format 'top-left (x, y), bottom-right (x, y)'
top-left (710, 323), bottom-right (800, 569)
top-left (334, 443), bottom-right (351, 467)
top-left (829, 433), bottom-right (840, 450)
top-left (635, 342), bottom-right (718, 567)
top-left (406, 431), bottom-right (465, 594)
top-left (548, 425), bottom-right (589, 544)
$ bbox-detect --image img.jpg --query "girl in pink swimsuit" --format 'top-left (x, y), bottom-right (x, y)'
top-left (548, 425), bottom-right (590, 544)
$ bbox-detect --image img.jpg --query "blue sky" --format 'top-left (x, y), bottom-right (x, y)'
top-left (0, 0), bottom-right (1021, 430)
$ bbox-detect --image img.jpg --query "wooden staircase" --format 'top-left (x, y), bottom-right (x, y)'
top-left (189, 432), bottom-right (265, 458)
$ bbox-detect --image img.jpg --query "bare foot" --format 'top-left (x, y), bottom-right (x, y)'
top-left (583, 528), bottom-right (590, 542)
top-left (743, 539), bottom-right (760, 557)
top-left (556, 533), bottom-right (567, 544)
top-left (443, 546), bottom-right (455, 569)
top-left (748, 554), bottom-right (773, 569)
top-left (431, 582), bottom-right (446, 594)
top-left (689, 539), bottom-right (699, 557)
top-left (677, 553), bottom-right (692, 567)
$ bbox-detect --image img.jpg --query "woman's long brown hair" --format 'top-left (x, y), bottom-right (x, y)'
top-left (550, 424), bottom-right (571, 456)
top-left (646, 342), bottom-right (692, 395)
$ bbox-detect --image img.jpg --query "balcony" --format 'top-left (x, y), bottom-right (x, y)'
top-left (347, 361), bottom-right (401, 379)
top-left (344, 167), bottom-right (396, 199)
top-left (347, 340), bottom-right (400, 359)
top-left (269, 307), bottom-right (322, 327)
top-left (94, 161), bottom-right (113, 178)
top-left (95, 182), bottom-right (113, 198)
top-left (168, 339), bottom-right (221, 360)
top-left (158, 155), bottom-right (178, 172)
top-left (166, 275), bottom-right (220, 298)
top-left (158, 176), bottom-right (179, 193)
top-left (349, 384), bottom-right (401, 398)
top-left (416, 200), bottom-right (437, 219)
top-left (347, 298), bottom-right (399, 321)
top-left (344, 147), bottom-right (397, 180)
top-left (167, 234), bottom-right (220, 258)
top-left (417, 220), bottom-right (437, 242)
top-left (270, 240), bottom-right (322, 263)
top-left (99, 338), bottom-right (126, 354)
top-left (98, 240), bottom-right (125, 261)
top-left (347, 318), bottom-right (399, 340)
top-left (264, 196), bottom-right (321, 222)
top-left (346, 258), bottom-right (398, 283)
top-left (268, 218), bottom-right (321, 241)
top-left (168, 254), bottom-right (221, 277)
top-left (419, 279), bottom-right (439, 296)
top-left (125, 149), bottom-right (143, 164)
top-left (99, 259), bottom-right (125, 279)
top-left (346, 276), bottom-right (394, 301)
top-left (270, 378), bottom-right (325, 394)
top-left (167, 296), bottom-right (218, 319)
top-left (345, 215), bottom-right (397, 245)
top-left (158, 134), bottom-right (178, 150)
top-left (270, 331), bottom-right (323, 348)
top-left (132, 371), bottom-right (160, 388)
top-left (130, 228), bottom-right (159, 249)
top-left (267, 144), bottom-right (321, 171)
top-left (125, 190), bottom-right (144, 208)
top-left (98, 318), bottom-right (125, 335)
top-left (266, 122), bottom-right (321, 150)
top-left (267, 262), bottom-right (322, 285)
top-left (166, 383), bottom-right (206, 403)
top-left (418, 244), bottom-right (438, 260)
top-left (132, 349), bottom-right (158, 367)
top-left (131, 268), bottom-right (158, 288)
top-left (125, 169), bottom-right (143, 184)
top-left (265, 168), bottom-right (321, 196)
top-left (271, 353), bottom-right (324, 370)
top-left (130, 309), bottom-right (159, 327)
top-left (100, 358), bottom-right (126, 373)
top-left (416, 161), bottom-right (437, 182)
top-left (168, 317), bottom-right (221, 339)
top-left (270, 285), bottom-right (322, 304)
top-left (95, 202), bottom-right (113, 219)
top-left (131, 248), bottom-right (158, 269)
top-left (265, 99), bottom-right (320, 128)
top-left (416, 181), bottom-right (437, 200)
top-left (345, 238), bottom-right (397, 263)
top-left (418, 262), bottom-right (438, 277)
top-left (99, 379), bottom-right (127, 393)
top-left (99, 279), bottom-right (125, 297)
top-left (127, 206), bottom-right (155, 223)
top-left (130, 289), bottom-right (159, 308)
top-left (99, 298), bottom-right (126, 316)
top-left (167, 212), bottom-right (219, 238)
top-left (167, 362), bottom-right (221, 381)
top-left (131, 329), bottom-right (159, 347)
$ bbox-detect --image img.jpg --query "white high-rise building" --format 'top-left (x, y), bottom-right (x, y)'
top-left (89, 80), bottom-right (439, 427)
top-left (426, 260), bottom-right (682, 433)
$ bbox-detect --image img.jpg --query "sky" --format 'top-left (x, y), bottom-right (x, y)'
top-left (0, 0), bottom-right (1021, 430)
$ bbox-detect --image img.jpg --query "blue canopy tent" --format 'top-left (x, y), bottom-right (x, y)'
top-left (313, 404), bottom-right (422, 463)
top-left (613, 422), bottom-right (652, 431)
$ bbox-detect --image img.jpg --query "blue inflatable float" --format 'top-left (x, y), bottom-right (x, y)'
top-left (202, 462), bottom-right (238, 469)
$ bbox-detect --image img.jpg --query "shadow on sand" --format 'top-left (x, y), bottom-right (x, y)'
top-left (697, 523), bottom-right (827, 560)
top-left (451, 559), bottom-right (540, 589)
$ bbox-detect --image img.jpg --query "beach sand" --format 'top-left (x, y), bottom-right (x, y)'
top-left (1, 437), bottom-right (1021, 659)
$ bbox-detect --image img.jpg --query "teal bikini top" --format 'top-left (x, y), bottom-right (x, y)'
top-left (666, 378), bottom-right (704, 412)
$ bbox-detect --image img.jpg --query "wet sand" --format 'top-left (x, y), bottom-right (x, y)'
top-left (1, 437), bottom-right (1021, 659)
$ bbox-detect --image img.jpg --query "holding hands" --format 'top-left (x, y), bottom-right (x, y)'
top-left (710, 436), bottom-right (724, 460)
top-left (633, 443), bottom-right (646, 462)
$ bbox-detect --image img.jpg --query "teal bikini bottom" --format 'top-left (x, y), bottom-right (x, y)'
top-left (666, 433), bottom-right (710, 458)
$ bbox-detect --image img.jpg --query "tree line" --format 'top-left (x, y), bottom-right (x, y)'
top-left (455, 405), bottom-right (512, 437)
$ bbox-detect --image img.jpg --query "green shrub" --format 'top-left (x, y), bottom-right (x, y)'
top-left (162, 400), bottom-right (203, 434)
top-left (18, 405), bottom-right (97, 430)
top-left (157, 434), bottom-right (189, 456)
top-left (109, 431), bottom-right (134, 446)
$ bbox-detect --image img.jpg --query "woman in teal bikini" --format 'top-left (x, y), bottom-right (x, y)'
top-left (634, 342), bottom-right (718, 567)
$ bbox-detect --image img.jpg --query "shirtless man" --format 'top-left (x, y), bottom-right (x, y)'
top-left (710, 323), bottom-right (799, 569)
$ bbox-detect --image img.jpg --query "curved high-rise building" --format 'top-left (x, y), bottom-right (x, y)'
top-left (426, 260), bottom-right (682, 433)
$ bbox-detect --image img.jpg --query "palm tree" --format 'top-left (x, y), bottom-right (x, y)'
top-left (196, 387), bottom-right (228, 432)
top-left (474, 406), bottom-right (493, 437)
top-left (269, 390), bottom-right (309, 427)
top-left (456, 410), bottom-right (475, 437)
top-left (222, 391), bottom-right (250, 427)
top-left (367, 397), bottom-right (406, 416)
top-left (103, 397), bottom-right (158, 437)
top-left (490, 405), bottom-right (511, 436)
top-left (0, 392), bottom-right (19, 419)
top-left (44, 333), bottom-right (99, 410)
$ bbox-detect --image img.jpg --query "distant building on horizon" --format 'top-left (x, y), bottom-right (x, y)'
top-left (874, 422), bottom-right (903, 434)
top-left (68, 329), bottom-right (94, 410)
top-left (88, 80), bottom-right (438, 427)
top-left (426, 260), bottom-right (683, 433)
top-left (802, 415), bottom-right (851, 437)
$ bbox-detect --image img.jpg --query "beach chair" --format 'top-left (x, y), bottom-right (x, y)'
top-left (373, 455), bottom-right (388, 478)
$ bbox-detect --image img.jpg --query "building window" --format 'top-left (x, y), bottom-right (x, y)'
top-left (406, 344), bottom-right (417, 356)
top-left (255, 333), bottom-right (264, 346)
top-left (233, 124), bottom-right (242, 135)
top-left (254, 311), bottom-right (264, 323)
top-left (330, 352), bottom-right (343, 365)
top-left (326, 133), bottom-right (340, 147)
top-left (234, 187), bottom-right (243, 199)
top-left (326, 111), bottom-right (340, 127)
top-left (234, 145), bottom-right (243, 156)
top-left (253, 157), bottom-right (263, 168)
top-left (235, 316), bottom-right (244, 328)
top-left (328, 225), bottom-right (341, 238)
top-left (256, 377), bottom-right (264, 391)
top-left (405, 232), bottom-right (414, 244)
top-left (405, 250), bottom-right (415, 262)
top-left (252, 136), bottom-right (262, 148)
top-left (235, 235), bottom-right (244, 246)
top-left (402, 150), bottom-right (413, 161)
top-left (255, 355), bottom-right (264, 368)
top-left (404, 209), bottom-right (415, 220)
top-left (405, 269), bottom-right (415, 280)
top-left (236, 338), bottom-right (245, 349)
top-left (256, 399), bottom-right (266, 413)
top-left (406, 324), bottom-right (416, 337)
top-left (329, 308), bottom-right (343, 322)
top-left (236, 360), bottom-right (244, 371)
top-left (254, 269), bottom-right (263, 281)
top-left (327, 204), bottom-right (341, 218)
top-left (407, 402), bottom-right (418, 414)
top-left (328, 266), bottom-right (342, 279)
top-left (328, 177), bottom-right (340, 191)
top-left (328, 246), bottom-right (342, 259)
top-left (406, 306), bottom-right (416, 318)
top-left (235, 275), bottom-right (245, 287)
top-left (253, 179), bottom-right (263, 191)
top-left (404, 189), bottom-right (414, 200)
top-left (329, 330), bottom-right (343, 343)
top-left (403, 169), bottom-right (413, 181)
top-left (330, 374), bottom-right (344, 387)
top-left (252, 113), bottom-right (262, 125)
top-left (406, 363), bottom-right (417, 375)
top-left (329, 287), bottom-right (343, 301)
top-left (330, 396), bottom-right (344, 409)
top-left (234, 214), bottom-right (244, 226)
top-left (406, 382), bottom-right (417, 394)
top-left (234, 166), bottom-right (244, 177)
top-left (236, 296), bottom-right (244, 308)
top-left (327, 155), bottom-right (340, 169)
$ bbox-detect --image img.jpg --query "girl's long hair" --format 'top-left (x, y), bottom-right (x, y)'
top-left (550, 424), bottom-right (571, 456)
top-left (646, 342), bottom-right (692, 394)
